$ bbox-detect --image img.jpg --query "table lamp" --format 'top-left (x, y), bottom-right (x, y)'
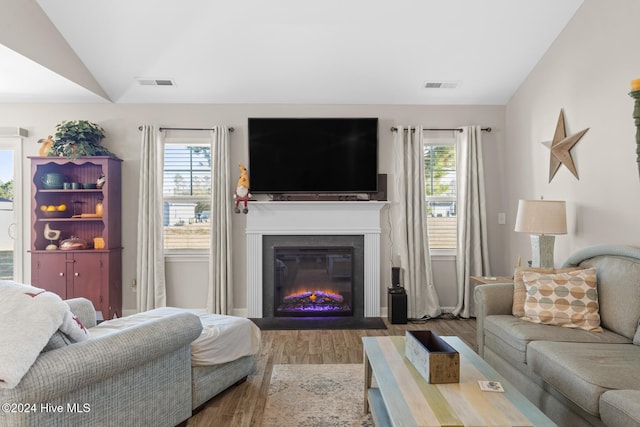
top-left (514, 200), bottom-right (567, 268)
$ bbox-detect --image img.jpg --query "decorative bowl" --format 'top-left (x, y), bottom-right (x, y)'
top-left (42, 210), bottom-right (71, 218)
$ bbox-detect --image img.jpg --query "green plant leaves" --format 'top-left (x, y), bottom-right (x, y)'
top-left (49, 120), bottom-right (117, 160)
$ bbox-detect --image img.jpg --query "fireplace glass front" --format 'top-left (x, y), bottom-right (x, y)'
top-left (274, 246), bottom-right (354, 317)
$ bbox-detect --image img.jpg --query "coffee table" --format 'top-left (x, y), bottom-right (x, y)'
top-left (362, 335), bottom-right (556, 427)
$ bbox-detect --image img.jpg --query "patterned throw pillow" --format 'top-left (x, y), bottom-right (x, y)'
top-left (512, 266), bottom-right (582, 317)
top-left (522, 268), bottom-right (602, 332)
top-left (42, 311), bottom-right (89, 352)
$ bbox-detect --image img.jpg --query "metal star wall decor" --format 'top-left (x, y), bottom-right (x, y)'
top-left (545, 109), bottom-right (589, 182)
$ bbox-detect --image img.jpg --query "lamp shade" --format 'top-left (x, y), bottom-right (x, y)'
top-left (514, 200), bottom-right (567, 235)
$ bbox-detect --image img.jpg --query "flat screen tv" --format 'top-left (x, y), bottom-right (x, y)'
top-left (248, 118), bottom-right (378, 194)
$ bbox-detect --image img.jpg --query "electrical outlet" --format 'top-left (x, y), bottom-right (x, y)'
top-left (498, 212), bottom-right (506, 225)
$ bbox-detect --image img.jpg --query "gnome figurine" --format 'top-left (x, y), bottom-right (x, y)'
top-left (234, 163), bottom-right (251, 214)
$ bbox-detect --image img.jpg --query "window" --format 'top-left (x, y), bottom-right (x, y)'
top-left (163, 140), bottom-right (211, 251)
top-left (424, 138), bottom-right (457, 250)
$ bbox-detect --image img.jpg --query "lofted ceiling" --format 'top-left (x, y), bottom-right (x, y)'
top-left (0, 0), bottom-right (583, 105)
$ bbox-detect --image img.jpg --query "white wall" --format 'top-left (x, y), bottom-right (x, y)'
top-left (0, 103), bottom-right (506, 314)
top-left (505, 0), bottom-right (640, 268)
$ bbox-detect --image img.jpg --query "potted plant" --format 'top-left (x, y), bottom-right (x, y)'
top-left (49, 120), bottom-right (117, 159)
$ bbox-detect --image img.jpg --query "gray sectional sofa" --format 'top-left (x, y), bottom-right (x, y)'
top-left (0, 299), bottom-right (202, 427)
top-left (0, 298), bottom-right (258, 427)
top-left (475, 245), bottom-right (640, 426)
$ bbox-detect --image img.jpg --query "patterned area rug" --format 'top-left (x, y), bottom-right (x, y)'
top-left (263, 364), bottom-right (374, 427)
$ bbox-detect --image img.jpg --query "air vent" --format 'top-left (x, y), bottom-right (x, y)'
top-left (424, 80), bottom-right (460, 89)
top-left (136, 78), bottom-right (176, 86)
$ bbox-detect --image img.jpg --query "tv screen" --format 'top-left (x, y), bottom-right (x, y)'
top-left (248, 118), bottom-right (378, 194)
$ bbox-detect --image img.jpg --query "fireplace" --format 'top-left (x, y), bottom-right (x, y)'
top-left (262, 234), bottom-right (365, 318)
top-left (246, 201), bottom-right (385, 318)
top-left (274, 246), bottom-right (354, 317)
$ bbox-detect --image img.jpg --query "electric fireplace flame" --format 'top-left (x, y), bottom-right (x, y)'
top-left (278, 288), bottom-right (351, 314)
top-left (274, 246), bottom-right (354, 317)
top-left (284, 290), bottom-right (344, 303)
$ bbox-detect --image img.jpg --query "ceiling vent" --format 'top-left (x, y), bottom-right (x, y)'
top-left (424, 80), bottom-right (460, 89)
top-left (136, 78), bottom-right (176, 86)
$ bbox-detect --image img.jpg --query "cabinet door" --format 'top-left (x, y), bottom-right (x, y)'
top-left (32, 252), bottom-right (68, 299)
top-left (69, 252), bottom-right (103, 312)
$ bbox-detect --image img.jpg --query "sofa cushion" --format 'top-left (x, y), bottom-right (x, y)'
top-left (578, 255), bottom-right (640, 340)
top-left (512, 266), bottom-right (582, 317)
top-left (600, 390), bottom-right (640, 427)
top-left (484, 315), bottom-right (630, 364)
top-left (527, 341), bottom-right (640, 417)
top-left (522, 268), bottom-right (602, 332)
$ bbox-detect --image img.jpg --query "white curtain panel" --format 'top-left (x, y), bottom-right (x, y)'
top-left (454, 125), bottom-right (490, 318)
top-left (136, 125), bottom-right (167, 312)
top-left (207, 126), bottom-right (233, 314)
top-left (391, 126), bottom-right (442, 319)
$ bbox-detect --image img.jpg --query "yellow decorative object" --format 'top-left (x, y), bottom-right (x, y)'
top-left (236, 163), bottom-right (250, 188)
top-left (37, 135), bottom-right (54, 156)
top-left (630, 81), bottom-right (640, 178)
top-left (95, 201), bottom-right (104, 217)
top-left (93, 237), bottom-right (105, 249)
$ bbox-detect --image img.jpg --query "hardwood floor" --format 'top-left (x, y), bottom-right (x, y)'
top-left (186, 316), bottom-right (476, 427)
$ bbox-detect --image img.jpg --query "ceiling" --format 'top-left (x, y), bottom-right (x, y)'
top-left (0, 0), bottom-right (583, 105)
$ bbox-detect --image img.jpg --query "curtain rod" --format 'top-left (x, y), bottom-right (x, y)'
top-left (137, 126), bottom-right (234, 132)
top-left (390, 126), bottom-right (491, 133)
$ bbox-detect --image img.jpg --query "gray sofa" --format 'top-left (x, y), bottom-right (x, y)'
top-left (0, 298), bottom-right (258, 427)
top-left (0, 298), bottom-right (203, 427)
top-left (475, 245), bottom-right (640, 426)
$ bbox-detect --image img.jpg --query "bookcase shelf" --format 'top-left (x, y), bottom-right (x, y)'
top-left (29, 156), bottom-right (123, 319)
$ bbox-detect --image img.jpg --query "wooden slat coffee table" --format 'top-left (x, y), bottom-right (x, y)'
top-left (362, 335), bottom-right (556, 427)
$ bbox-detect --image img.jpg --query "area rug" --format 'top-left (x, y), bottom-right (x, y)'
top-left (263, 364), bottom-right (374, 427)
top-left (250, 316), bottom-right (386, 331)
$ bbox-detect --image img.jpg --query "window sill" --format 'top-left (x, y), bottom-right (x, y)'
top-left (430, 249), bottom-right (456, 260)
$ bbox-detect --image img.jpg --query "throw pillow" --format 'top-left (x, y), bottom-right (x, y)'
top-left (522, 268), bottom-right (602, 332)
top-left (512, 266), bottom-right (582, 317)
top-left (41, 311), bottom-right (89, 352)
top-left (634, 319), bottom-right (640, 346)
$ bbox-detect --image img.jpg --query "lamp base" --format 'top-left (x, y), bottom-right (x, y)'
top-left (530, 235), bottom-right (556, 268)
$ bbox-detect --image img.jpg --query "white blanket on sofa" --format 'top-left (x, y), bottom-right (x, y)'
top-left (90, 307), bottom-right (261, 366)
top-left (0, 281), bottom-right (90, 389)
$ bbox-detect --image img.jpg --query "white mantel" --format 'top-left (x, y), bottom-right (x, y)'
top-left (246, 201), bottom-right (386, 318)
